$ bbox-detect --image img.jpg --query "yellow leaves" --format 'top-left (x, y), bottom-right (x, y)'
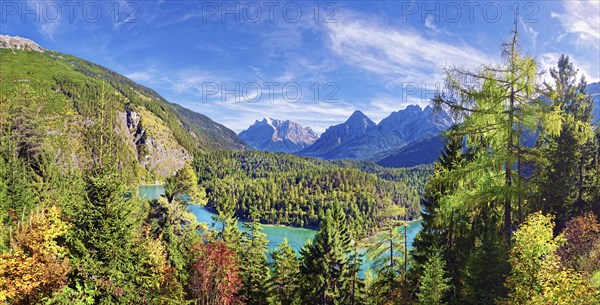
top-left (12, 205), bottom-right (71, 258)
top-left (0, 205), bottom-right (71, 304)
top-left (543, 106), bottom-right (564, 138)
top-left (502, 213), bottom-right (600, 305)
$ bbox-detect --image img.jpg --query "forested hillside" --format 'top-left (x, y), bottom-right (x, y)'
top-left (0, 45), bottom-right (247, 182)
top-left (193, 151), bottom-right (430, 237)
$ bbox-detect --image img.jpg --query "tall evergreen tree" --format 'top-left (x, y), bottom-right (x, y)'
top-left (538, 54), bottom-right (596, 229)
top-left (366, 203), bottom-right (406, 304)
top-left (239, 213), bottom-right (270, 305)
top-left (416, 252), bottom-right (451, 305)
top-left (299, 204), bottom-right (353, 305)
top-left (270, 238), bottom-right (300, 305)
top-left (411, 132), bottom-right (473, 301)
top-left (64, 84), bottom-right (158, 302)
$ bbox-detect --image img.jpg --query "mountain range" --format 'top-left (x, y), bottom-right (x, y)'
top-left (241, 84), bottom-right (600, 167)
top-left (376, 83), bottom-right (600, 167)
top-left (297, 105), bottom-right (453, 160)
top-left (4, 34), bottom-right (599, 174)
top-left (239, 118), bottom-right (318, 153)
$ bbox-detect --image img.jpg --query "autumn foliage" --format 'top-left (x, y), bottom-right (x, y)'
top-left (558, 212), bottom-right (600, 273)
top-left (0, 206), bottom-right (71, 304)
top-left (187, 239), bottom-right (243, 305)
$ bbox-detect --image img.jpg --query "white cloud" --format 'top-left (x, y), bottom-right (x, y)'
top-left (126, 66), bottom-right (221, 95)
top-left (424, 15), bottom-right (437, 31)
top-left (325, 16), bottom-right (493, 87)
top-left (25, 0), bottom-right (60, 40)
top-left (552, 1), bottom-right (600, 49)
top-left (520, 17), bottom-right (539, 50)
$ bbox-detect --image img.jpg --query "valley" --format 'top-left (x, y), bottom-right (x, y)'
top-left (2, 2), bottom-right (600, 303)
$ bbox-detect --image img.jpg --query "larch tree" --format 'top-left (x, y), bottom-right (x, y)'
top-left (433, 26), bottom-right (551, 248)
top-left (239, 213), bottom-right (270, 305)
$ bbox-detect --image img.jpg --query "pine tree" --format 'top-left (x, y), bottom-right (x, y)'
top-left (411, 132), bottom-right (465, 277)
top-left (270, 238), bottom-right (300, 305)
top-left (64, 84), bottom-right (157, 302)
top-left (416, 252), bottom-right (450, 305)
top-left (538, 55), bottom-right (596, 229)
top-left (366, 219), bottom-right (406, 303)
top-left (164, 164), bottom-right (206, 205)
top-left (346, 240), bottom-right (366, 305)
top-left (216, 196), bottom-right (243, 250)
top-left (299, 204), bottom-right (353, 305)
top-left (239, 214), bottom-right (270, 305)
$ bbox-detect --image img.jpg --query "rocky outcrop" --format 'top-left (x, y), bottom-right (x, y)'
top-left (0, 35), bottom-right (44, 52)
top-left (118, 105), bottom-right (191, 178)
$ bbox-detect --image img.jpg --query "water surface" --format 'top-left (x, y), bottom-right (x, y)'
top-left (139, 185), bottom-right (422, 274)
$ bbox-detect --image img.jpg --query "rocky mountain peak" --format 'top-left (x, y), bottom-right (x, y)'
top-left (239, 118), bottom-right (319, 153)
top-left (0, 35), bottom-right (44, 52)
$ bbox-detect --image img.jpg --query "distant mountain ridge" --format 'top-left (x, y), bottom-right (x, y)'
top-left (239, 118), bottom-right (319, 153)
top-left (298, 105), bottom-right (453, 160)
top-left (587, 82), bottom-right (600, 122)
top-left (298, 110), bottom-right (376, 158)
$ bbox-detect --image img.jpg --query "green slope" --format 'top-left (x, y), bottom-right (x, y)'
top-left (0, 46), bottom-right (247, 182)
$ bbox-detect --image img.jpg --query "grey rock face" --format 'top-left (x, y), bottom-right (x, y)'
top-left (0, 35), bottom-right (44, 52)
top-left (239, 118), bottom-right (319, 153)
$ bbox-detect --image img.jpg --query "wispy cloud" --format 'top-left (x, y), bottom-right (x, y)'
top-left (551, 0), bottom-right (600, 49)
top-left (126, 66), bottom-right (221, 95)
top-left (520, 17), bottom-right (539, 51)
top-left (325, 14), bottom-right (493, 88)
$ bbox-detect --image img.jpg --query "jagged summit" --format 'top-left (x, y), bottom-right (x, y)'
top-left (0, 35), bottom-right (44, 52)
top-left (298, 105), bottom-right (453, 160)
top-left (239, 118), bottom-right (319, 153)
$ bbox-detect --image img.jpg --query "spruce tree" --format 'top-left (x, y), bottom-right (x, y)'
top-left (270, 238), bottom-right (300, 305)
top-left (416, 252), bottom-right (450, 305)
top-left (538, 55), bottom-right (596, 229)
top-left (239, 214), bottom-right (270, 305)
top-left (64, 84), bottom-right (156, 302)
top-left (299, 204), bottom-right (352, 305)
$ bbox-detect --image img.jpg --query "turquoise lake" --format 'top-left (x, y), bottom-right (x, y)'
top-left (139, 185), bottom-right (422, 271)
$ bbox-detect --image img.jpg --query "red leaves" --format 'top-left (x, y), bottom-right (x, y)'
top-left (558, 212), bottom-right (600, 272)
top-left (188, 239), bottom-right (243, 305)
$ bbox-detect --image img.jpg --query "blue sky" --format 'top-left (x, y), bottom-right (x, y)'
top-left (2, 0), bottom-right (599, 133)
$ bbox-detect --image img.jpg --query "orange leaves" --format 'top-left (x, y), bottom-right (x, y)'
top-left (0, 206), bottom-right (71, 304)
